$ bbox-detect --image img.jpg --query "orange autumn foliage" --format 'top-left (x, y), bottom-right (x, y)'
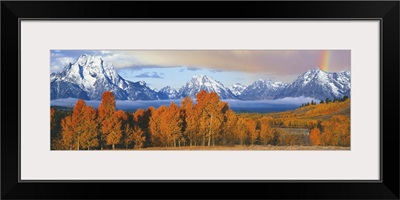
top-left (53, 90), bottom-right (351, 150)
top-left (259, 117), bottom-right (273, 145)
top-left (149, 105), bottom-right (167, 146)
top-left (221, 110), bottom-right (238, 145)
top-left (97, 91), bottom-right (124, 149)
top-left (123, 124), bottom-right (135, 149)
top-left (246, 119), bottom-right (258, 145)
top-left (104, 111), bottom-right (124, 150)
top-left (321, 115), bottom-right (350, 147)
top-left (301, 99), bottom-right (350, 117)
top-left (195, 91), bottom-right (228, 146)
top-left (50, 108), bottom-right (56, 132)
top-left (133, 109), bottom-right (146, 129)
top-left (98, 91), bottom-right (116, 120)
top-left (310, 127), bottom-right (321, 146)
top-left (60, 100), bottom-right (99, 150)
top-left (80, 106), bottom-right (99, 150)
top-left (150, 103), bottom-right (183, 147)
top-left (61, 116), bottom-right (75, 150)
top-left (180, 97), bottom-right (198, 146)
top-left (132, 127), bottom-right (146, 149)
top-left (50, 108), bottom-right (55, 124)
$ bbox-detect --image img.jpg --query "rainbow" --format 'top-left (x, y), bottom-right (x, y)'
top-left (319, 50), bottom-right (331, 71)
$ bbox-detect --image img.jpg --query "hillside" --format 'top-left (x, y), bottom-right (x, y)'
top-left (267, 99), bottom-right (349, 118)
top-left (258, 99), bottom-right (350, 129)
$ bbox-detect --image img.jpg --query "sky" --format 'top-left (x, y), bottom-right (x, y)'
top-left (50, 50), bottom-right (350, 90)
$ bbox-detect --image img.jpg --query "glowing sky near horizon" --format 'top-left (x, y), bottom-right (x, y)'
top-left (50, 50), bottom-right (350, 90)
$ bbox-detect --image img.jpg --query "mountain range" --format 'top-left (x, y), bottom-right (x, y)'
top-left (51, 54), bottom-right (351, 101)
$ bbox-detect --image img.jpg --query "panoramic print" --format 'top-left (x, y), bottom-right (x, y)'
top-left (50, 50), bottom-right (351, 150)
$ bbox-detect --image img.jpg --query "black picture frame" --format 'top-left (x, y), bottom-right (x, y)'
top-left (2, 1), bottom-right (399, 199)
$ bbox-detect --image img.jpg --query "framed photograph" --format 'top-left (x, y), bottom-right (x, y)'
top-left (2, 1), bottom-right (399, 199)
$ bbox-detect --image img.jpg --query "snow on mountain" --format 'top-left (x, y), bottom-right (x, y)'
top-left (51, 55), bottom-right (350, 101)
top-left (50, 54), bottom-right (162, 100)
top-left (125, 81), bottom-right (163, 100)
top-left (176, 75), bottom-right (237, 99)
top-left (240, 79), bottom-right (285, 100)
top-left (229, 83), bottom-right (247, 96)
top-left (159, 86), bottom-right (178, 99)
top-left (274, 68), bottom-right (351, 100)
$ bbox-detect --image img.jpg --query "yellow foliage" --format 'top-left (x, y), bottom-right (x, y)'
top-left (321, 115), bottom-right (350, 147)
top-left (310, 127), bottom-right (321, 146)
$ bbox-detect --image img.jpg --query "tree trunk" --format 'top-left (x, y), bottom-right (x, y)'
top-left (77, 133), bottom-right (80, 150)
top-left (112, 144), bottom-right (115, 150)
top-left (208, 115), bottom-right (213, 146)
top-left (100, 136), bottom-right (103, 150)
top-left (202, 132), bottom-right (205, 146)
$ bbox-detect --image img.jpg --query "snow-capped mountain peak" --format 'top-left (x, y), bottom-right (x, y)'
top-left (159, 86), bottom-right (178, 99)
top-left (51, 54), bottom-right (164, 100)
top-left (77, 54), bottom-right (102, 66)
top-left (229, 83), bottom-right (247, 96)
top-left (274, 68), bottom-right (351, 100)
top-left (176, 75), bottom-right (237, 99)
top-left (190, 75), bottom-right (222, 88)
top-left (160, 86), bottom-right (177, 93)
top-left (51, 56), bottom-right (350, 101)
top-left (240, 79), bottom-right (284, 100)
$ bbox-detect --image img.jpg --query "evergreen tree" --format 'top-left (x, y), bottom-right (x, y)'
top-left (325, 97), bottom-right (330, 104)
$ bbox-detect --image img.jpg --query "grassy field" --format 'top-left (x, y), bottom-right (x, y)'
top-left (265, 99), bottom-right (350, 120)
top-left (135, 145), bottom-right (350, 151)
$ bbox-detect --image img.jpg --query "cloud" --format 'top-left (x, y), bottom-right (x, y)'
top-left (134, 72), bottom-right (163, 79)
top-left (50, 56), bottom-right (76, 72)
top-left (210, 69), bottom-right (223, 73)
top-left (51, 65), bottom-right (63, 72)
top-left (50, 50), bottom-right (351, 81)
top-left (179, 67), bottom-right (202, 72)
top-left (101, 53), bottom-right (141, 68)
top-left (186, 67), bottom-right (201, 71)
top-left (123, 65), bottom-right (172, 71)
top-left (58, 57), bottom-right (76, 64)
top-left (51, 98), bottom-right (318, 113)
